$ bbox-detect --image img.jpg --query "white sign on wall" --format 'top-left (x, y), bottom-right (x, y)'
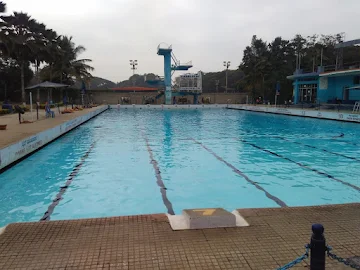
top-left (319, 77), bottom-right (328, 90)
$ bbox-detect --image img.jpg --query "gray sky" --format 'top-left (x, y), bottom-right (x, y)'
top-left (8, 0), bottom-right (360, 82)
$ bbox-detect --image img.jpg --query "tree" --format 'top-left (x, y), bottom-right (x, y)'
top-left (0, 12), bottom-right (42, 102)
top-left (240, 35), bottom-right (270, 100)
top-left (0, 1), bottom-right (6, 13)
top-left (239, 33), bottom-right (360, 104)
top-left (0, 58), bottom-right (33, 100)
top-left (41, 36), bottom-right (94, 85)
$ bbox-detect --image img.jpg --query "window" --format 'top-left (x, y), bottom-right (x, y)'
top-left (298, 83), bottom-right (318, 103)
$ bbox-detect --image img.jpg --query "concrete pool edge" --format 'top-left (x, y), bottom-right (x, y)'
top-left (228, 104), bottom-right (360, 123)
top-left (0, 106), bottom-right (108, 171)
top-left (109, 104), bottom-right (229, 109)
top-left (0, 203), bottom-right (358, 269)
top-left (2, 202), bottom-right (357, 228)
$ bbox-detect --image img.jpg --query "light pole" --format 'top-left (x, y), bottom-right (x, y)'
top-left (129, 60), bottom-right (138, 89)
top-left (130, 60), bottom-right (138, 75)
top-left (215, 80), bottom-right (219, 103)
top-left (223, 61), bottom-right (230, 93)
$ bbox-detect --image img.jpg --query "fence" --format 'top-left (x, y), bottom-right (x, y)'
top-left (277, 224), bottom-right (360, 270)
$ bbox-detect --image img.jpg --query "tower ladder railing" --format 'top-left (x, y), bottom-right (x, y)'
top-left (171, 51), bottom-right (180, 67)
top-left (353, 101), bottom-right (360, 113)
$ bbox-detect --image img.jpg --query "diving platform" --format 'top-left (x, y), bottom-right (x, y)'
top-left (156, 43), bottom-right (201, 104)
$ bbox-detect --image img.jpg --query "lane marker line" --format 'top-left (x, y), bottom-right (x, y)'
top-left (191, 139), bottom-right (287, 208)
top-left (142, 133), bottom-right (175, 215)
top-left (39, 141), bottom-right (96, 221)
top-left (238, 139), bottom-right (360, 192)
top-left (274, 136), bottom-right (360, 162)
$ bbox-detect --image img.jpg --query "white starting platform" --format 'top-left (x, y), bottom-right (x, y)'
top-left (167, 208), bottom-right (249, 230)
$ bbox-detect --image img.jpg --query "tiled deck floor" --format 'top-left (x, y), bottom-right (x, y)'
top-left (0, 204), bottom-right (359, 270)
top-left (0, 106), bottom-right (106, 148)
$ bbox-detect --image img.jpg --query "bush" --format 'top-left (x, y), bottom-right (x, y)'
top-left (38, 102), bottom-right (63, 109)
top-left (20, 106), bottom-right (30, 112)
top-left (0, 109), bottom-right (10, 115)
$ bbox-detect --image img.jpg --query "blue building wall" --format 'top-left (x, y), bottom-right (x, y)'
top-left (291, 73), bottom-right (360, 104)
top-left (349, 89), bottom-right (360, 100)
top-left (318, 75), bottom-right (360, 102)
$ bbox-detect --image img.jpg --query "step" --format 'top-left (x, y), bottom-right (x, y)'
top-left (167, 208), bottom-right (249, 230)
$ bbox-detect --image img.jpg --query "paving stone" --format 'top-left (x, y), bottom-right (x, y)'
top-left (0, 204), bottom-right (358, 269)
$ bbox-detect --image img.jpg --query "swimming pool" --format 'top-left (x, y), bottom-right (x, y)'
top-left (0, 108), bottom-right (359, 226)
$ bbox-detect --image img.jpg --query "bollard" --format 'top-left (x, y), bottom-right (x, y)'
top-left (310, 224), bottom-right (326, 270)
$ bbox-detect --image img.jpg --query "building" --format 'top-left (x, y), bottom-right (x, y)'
top-left (109, 87), bottom-right (158, 92)
top-left (174, 72), bottom-right (202, 93)
top-left (287, 39), bottom-right (360, 104)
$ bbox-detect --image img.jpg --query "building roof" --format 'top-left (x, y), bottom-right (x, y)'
top-left (319, 68), bottom-right (360, 77)
top-left (26, 81), bottom-right (69, 90)
top-left (286, 72), bottom-right (319, 80)
top-left (110, 87), bottom-right (158, 92)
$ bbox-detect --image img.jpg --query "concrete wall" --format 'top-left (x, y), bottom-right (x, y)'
top-left (90, 91), bottom-right (247, 104)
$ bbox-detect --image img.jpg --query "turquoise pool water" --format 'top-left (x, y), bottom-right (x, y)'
top-left (0, 108), bottom-right (359, 226)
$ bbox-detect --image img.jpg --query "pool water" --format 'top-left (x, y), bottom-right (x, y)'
top-left (0, 108), bottom-right (359, 226)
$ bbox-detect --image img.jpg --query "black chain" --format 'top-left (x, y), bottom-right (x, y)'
top-left (276, 244), bottom-right (310, 270)
top-left (327, 246), bottom-right (360, 270)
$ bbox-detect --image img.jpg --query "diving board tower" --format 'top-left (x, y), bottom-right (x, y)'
top-left (157, 43), bottom-right (193, 104)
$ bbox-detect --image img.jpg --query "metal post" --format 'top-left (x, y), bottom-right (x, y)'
top-left (29, 91), bottom-right (33, 122)
top-left (223, 61), bottom-right (230, 93)
top-left (310, 224), bottom-right (326, 270)
top-left (320, 48), bottom-right (323, 67)
top-left (36, 102), bottom-right (39, 120)
top-left (313, 57), bottom-right (315, 72)
top-left (225, 69), bottom-right (228, 93)
top-left (215, 80), bottom-right (219, 104)
top-left (296, 53), bottom-right (299, 70)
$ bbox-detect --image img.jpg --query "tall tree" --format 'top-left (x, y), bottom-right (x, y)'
top-left (41, 36), bottom-right (94, 85)
top-left (0, 1), bottom-right (6, 13)
top-left (240, 35), bottom-right (270, 99)
top-left (0, 12), bottom-right (41, 102)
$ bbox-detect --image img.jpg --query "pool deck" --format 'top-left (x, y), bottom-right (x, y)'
top-left (0, 106), bottom-right (106, 149)
top-left (0, 204), bottom-right (358, 269)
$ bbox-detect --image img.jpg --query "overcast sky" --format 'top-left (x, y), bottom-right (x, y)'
top-left (7, 0), bottom-right (360, 82)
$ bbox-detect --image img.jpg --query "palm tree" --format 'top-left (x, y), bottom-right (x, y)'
top-left (1, 12), bottom-right (41, 102)
top-left (32, 28), bottom-right (60, 100)
top-left (41, 35), bottom-right (93, 84)
top-left (0, 2), bottom-right (6, 13)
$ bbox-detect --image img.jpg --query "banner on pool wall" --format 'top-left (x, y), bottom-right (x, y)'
top-left (0, 106), bottom-right (107, 170)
